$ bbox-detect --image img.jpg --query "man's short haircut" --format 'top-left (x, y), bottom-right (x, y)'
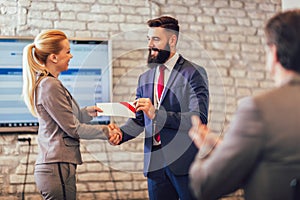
top-left (265, 9), bottom-right (300, 73)
top-left (147, 16), bottom-right (179, 38)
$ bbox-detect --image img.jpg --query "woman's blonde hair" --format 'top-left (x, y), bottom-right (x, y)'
top-left (22, 29), bottom-right (67, 117)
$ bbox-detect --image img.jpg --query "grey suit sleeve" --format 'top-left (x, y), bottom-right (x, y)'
top-left (72, 101), bottom-right (108, 140)
top-left (40, 78), bottom-right (108, 140)
top-left (74, 117), bottom-right (108, 140)
top-left (78, 107), bottom-right (93, 123)
top-left (189, 97), bottom-right (265, 200)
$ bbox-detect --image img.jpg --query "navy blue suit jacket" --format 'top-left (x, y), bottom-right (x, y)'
top-left (120, 55), bottom-right (209, 176)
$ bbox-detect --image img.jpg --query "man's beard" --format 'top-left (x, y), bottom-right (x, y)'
top-left (147, 44), bottom-right (171, 68)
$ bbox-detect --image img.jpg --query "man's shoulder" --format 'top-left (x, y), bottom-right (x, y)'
top-left (253, 84), bottom-right (288, 103)
top-left (138, 67), bottom-right (155, 78)
top-left (252, 84), bottom-right (293, 112)
top-left (178, 55), bottom-right (206, 72)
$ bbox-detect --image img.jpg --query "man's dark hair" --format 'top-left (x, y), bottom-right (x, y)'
top-left (147, 16), bottom-right (179, 38)
top-left (265, 9), bottom-right (300, 73)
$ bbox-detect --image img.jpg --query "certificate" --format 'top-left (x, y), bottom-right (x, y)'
top-left (96, 102), bottom-right (136, 118)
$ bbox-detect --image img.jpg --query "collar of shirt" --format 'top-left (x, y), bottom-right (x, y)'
top-left (154, 52), bottom-right (179, 81)
top-left (163, 52), bottom-right (179, 72)
top-left (154, 52), bottom-right (179, 106)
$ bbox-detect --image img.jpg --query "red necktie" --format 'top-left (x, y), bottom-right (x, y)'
top-left (157, 65), bottom-right (166, 100)
top-left (155, 65), bottom-right (166, 143)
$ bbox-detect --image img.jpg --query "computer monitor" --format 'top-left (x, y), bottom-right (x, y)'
top-left (0, 37), bottom-right (111, 133)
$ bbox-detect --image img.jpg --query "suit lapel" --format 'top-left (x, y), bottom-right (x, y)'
top-left (160, 55), bottom-right (185, 103)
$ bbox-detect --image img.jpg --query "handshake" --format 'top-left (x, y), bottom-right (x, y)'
top-left (106, 123), bottom-right (122, 145)
top-left (86, 105), bottom-right (123, 145)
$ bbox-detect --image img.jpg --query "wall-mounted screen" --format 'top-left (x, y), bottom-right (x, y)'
top-left (0, 37), bottom-right (111, 133)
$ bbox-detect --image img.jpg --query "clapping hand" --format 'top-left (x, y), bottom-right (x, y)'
top-left (188, 115), bottom-right (209, 149)
top-left (189, 115), bottom-right (221, 156)
top-left (107, 123), bottom-right (122, 145)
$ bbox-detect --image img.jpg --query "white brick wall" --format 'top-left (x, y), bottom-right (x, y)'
top-left (0, 0), bottom-right (281, 199)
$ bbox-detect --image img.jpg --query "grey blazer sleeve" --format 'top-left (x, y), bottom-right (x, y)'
top-left (39, 77), bottom-right (108, 140)
top-left (71, 98), bottom-right (109, 140)
top-left (78, 107), bottom-right (93, 123)
top-left (189, 97), bottom-right (265, 200)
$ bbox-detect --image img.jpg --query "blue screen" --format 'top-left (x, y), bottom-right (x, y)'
top-left (0, 38), bottom-right (111, 132)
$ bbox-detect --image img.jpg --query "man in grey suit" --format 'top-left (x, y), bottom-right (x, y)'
top-left (188, 9), bottom-right (300, 200)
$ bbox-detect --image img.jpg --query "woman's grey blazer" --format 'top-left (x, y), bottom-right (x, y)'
top-left (35, 76), bottom-right (108, 165)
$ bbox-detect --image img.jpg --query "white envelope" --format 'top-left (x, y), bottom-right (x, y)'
top-left (96, 102), bottom-right (136, 118)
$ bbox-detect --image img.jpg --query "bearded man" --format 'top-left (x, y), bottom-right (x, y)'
top-left (112, 16), bottom-right (209, 200)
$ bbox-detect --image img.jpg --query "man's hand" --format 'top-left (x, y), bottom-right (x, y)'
top-left (86, 105), bottom-right (103, 117)
top-left (107, 123), bottom-right (122, 145)
top-left (189, 115), bottom-right (221, 157)
top-left (189, 115), bottom-right (209, 149)
top-left (134, 98), bottom-right (156, 119)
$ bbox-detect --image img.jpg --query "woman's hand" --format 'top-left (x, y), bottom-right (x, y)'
top-left (86, 105), bottom-right (102, 117)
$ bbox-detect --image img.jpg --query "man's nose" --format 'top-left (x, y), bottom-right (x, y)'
top-left (148, 39), bottom-right (154, 48)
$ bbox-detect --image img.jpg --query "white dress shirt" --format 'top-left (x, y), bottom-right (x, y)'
top-left (153, 52), bottom-right (179, 145)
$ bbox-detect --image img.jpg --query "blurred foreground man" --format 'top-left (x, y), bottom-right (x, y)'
top-left (189, 9), bottom-right (300, 200)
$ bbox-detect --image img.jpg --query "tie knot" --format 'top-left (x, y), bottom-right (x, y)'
top-left (159, 65), bottom-right (166, 72)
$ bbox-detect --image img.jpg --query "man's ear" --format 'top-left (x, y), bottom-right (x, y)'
top-left (48, 53), bottom-right (58, 64)
top-left (270, 44), bottom-right (278, 63)
top-left (268, 44), bottom-right (279, 76)
top-left (169, 34), bottom-right (177, 47)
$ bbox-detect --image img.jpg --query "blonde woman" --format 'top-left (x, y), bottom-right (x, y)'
top-left (22, 29), bottom-right (121, 200)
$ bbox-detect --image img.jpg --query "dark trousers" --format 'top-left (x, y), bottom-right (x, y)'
top-left (34, 162), bottom-right (77, 200)
top-left (147, 146), bottom-right (196, 200)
